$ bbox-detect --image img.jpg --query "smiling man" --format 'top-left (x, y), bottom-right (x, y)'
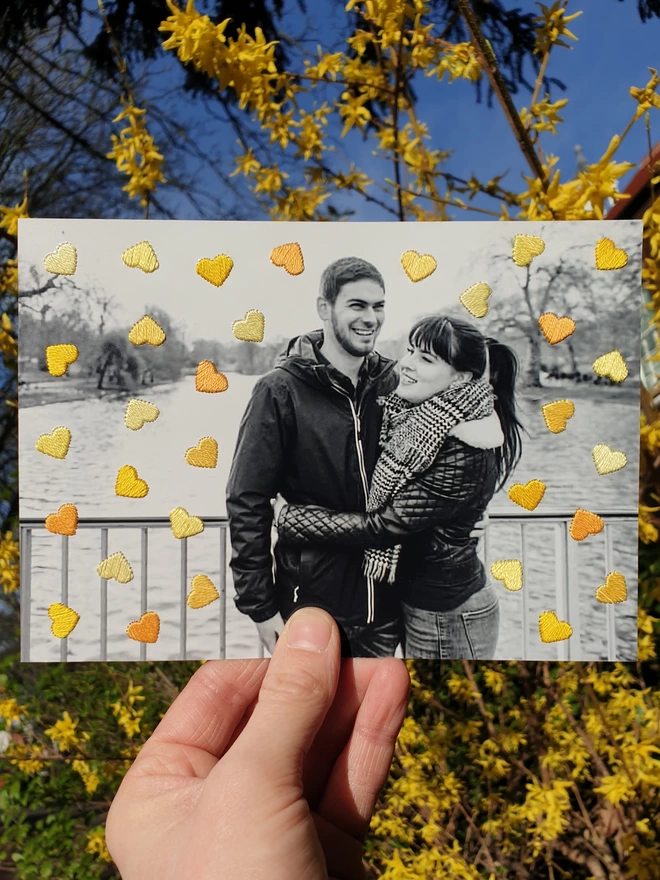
top-left (226, 256), bottom-right (402, 658)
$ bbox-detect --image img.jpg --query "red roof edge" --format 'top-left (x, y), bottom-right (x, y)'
top-left (606, 140), bottom-right (660, 220)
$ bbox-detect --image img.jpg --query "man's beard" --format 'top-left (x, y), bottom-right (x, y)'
top-left (330, 311), bottom-right (378, 358)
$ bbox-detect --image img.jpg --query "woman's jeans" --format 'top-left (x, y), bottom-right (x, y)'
top-left (401, 584), bottom-right (500, 659)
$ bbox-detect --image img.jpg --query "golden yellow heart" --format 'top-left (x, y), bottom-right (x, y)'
top-left (508, 479), bottom-right (546, 511)
top-left (490, 560), bottom-right (523, 592)
top-left (539, 611), bottom-right (573, 643)
top-left (45, 503), bottom-right (78, 536)
top-left (196, 254), bottom-right (234, 287)
top-left (170, 507), bottom-right (204, 539)
top-left (595, 237), bottom-right (628, 271)
top-left (128, 315), bottom-right (166, 346)
top-left (541, 399), bottom-right (575, 434)
top-left (512, 234), bottom-right (545, 267)
top-left (48, 602), bottom-right (80, 638)
top-left (126, 611), bottom-right (160, 643)
top-left (36, 426), bottom-right (71, 459)
top-left (592, 350), bottom-right (628, 383)
top-left (595, 571), bottom-right (627, 604)
top-left (45, 344), bottom-right (78, 377)
top-left (592, 444), bottom-right (627, 476)
top-left (400, 250), bottom-right (437, 283)
top-left (187, 574), bottom-right (220, 609)
top-left (185, 436), bottom-right (218, 469)
top-left (43, 242), bottom-right (77, 275)
top-left (270, 242), bottom-right (304, 276)
top-left (538, 313), bottom-right (576, 345)
top-left (97, 551), bottom-right (134, 584)
top-left (459, 282), bottom-right (492, 319)
top-left (232, 309), bottom-right (264, 343)
top-left (569, 508), bottom-right (604, 541)
top-left (122, 241), bottom-right (159, 273)
top-left (125, 399), bottom-right (160, 431)
top-left (115, 465), bottom-right (149, 498)
top-left (195, 361), bottom-right (229, 393)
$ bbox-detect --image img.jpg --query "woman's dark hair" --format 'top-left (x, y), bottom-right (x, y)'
top-left (408, 315), bottom-right (523, 488)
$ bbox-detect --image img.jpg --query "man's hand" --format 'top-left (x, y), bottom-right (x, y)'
top-left (256, 612), bottom-right (285, 655)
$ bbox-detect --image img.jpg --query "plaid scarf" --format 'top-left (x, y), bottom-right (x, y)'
top-left (363, 378), bottom-right (494, 584)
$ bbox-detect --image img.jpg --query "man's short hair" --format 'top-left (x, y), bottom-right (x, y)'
top-left (319, 257), bottom-right (385, 305)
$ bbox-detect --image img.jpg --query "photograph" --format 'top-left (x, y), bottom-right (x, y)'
top-left (18, 217), bottom-right (641, 663)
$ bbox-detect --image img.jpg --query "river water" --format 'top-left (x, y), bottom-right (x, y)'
top-left (19, 374), bottom-right (639, 662)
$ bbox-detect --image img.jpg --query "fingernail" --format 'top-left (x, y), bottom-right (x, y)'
top-left (286, 609), bottom-right (332, 653)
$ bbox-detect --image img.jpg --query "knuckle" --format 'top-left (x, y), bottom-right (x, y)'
top-left (259, 666), bottom-right (324, 706)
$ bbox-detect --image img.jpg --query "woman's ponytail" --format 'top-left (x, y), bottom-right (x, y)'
top-left (485, 338), bottom-right (523, 488)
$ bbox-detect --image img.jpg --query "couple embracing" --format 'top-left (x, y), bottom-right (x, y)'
top-left (226, 256), bottom-right (523, 659)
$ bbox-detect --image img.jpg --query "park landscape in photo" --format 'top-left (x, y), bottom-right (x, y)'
top-left (17, 217), bottom-right (642, 662)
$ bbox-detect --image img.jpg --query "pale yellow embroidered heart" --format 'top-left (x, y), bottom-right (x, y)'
top-left (48, 602), bottom-right (80, 638)
top-left (45, 503), bottom-right (78, 536)
top-left (187, 574), bottom-right (220, 609)
top-left (122, 241), bottom-right (159, 273)
top-left (196, 254), bottom-right (234, 287)
top-left (126, 611), bottom-right (160, 643)
top-left (125, 399), bottom-right (160, 431)
top-left (539, 611), bottom-right (573, 643)
top-left (232, 309), bottom-right (264, 343)
top-left (592, 444), bottom-right (627, 476)
top-left (185, 436), bottom-right (218, 469)
top-left (538, 313), bottom-right (576, 344)
top-left (128, 315), bottom-right (166, 346)
top-left (569, 509), bottom-right (604, 541)
top-left (115, 465), bottom-right (149, 498)
top-left (508, 479), bottom-right (546, 511)
top-left (97, 551), bottom-right (134, 584)
top-left (43, 242), bottom-right (77, 275)
top-left (592, 350), bottom-right (628, 383)
top-left (541, 400), bottom-right (575, 434)
top-left (170, 507), bottom-right (204, 539)
top-left (512, 234), bottom-right (545, 267)
top-left (490, 560), bottom-right (523, 592)
top-left (595, 571), bottom-right (627, 604)
top-left (46, 344), bottom-right (78, 377)
top-left (595, 237), bottom-right (628, 270)
top-left (36, 426), bottom-right (71, 459)
top-left (195, 361), bottom-right (229, 393)
top-left (459, 282), bottom-right (491, 318)
top-left (400, 250), bottom-right (437, 282)
top-left (270, 242), bottom-right (304, 276)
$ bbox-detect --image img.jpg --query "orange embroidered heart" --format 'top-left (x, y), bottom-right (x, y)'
top-left (538, 313), bottom-right (576, 345)
top-left (195, 361), bottom-right (229, 393)
top-left (126, 611), bottom-right (160, 643)
top-left (595, 571), bottom-right (627, 604)
top-left (569, 509), bottom-right (604, 541)
top-left (508, 480), bottom-right (546, 511)
top-left (541, 400), bottom-right (575, 434)
top-left (45, 503), bottom-right (78, 536)
top-left (539, 611), bottom-right (573, 643)
top-left (270, 242), bottom-right (304, 276)
top-left (185, 436), bottom-right (218, 469)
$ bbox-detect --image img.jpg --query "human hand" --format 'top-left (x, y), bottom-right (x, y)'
top-left (256, 611), bottom-right (285, 654)
top-left (106, 607), bottom-right (410, 880)
top-left (271, 492), bottom-right (288, 525)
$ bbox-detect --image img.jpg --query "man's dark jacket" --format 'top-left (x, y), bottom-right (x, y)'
top-left (226, 330), bottom-right (399, 627)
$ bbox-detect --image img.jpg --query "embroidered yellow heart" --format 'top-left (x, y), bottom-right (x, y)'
top-left (592, 444), bottom-right (627, 476)
top-left (459, 282), bottom-right (491, 318)
top-left (125, 399), bottom-right (160, 431)
top-left (46, 344), bottom-right (78, 377)
top-left (36, 426), bottom-right (71, 459)
top-left (195, 361), bottom-right (229, 393)
top-left (232, 309), bottom-right (264, 343)
top-left (122, 241), bottom-right (159, 273)
top-left (538, 313), bottom-right (576, 344)
top-left (187, 574), bottom-right (220, 609)
top-left (115, 465), bottom-right (149, 498)
top-left (45, 503), bottom-right (78, 536)
top-left (512, 234), bottom-right (545, 267)
top-left (48, 603), bottom-right (80, 639)
top-left (43, 242), bottom-right (77, 275)
top-left (170, 507), bottom-right (204, 539)
top-left (593, 350), bottom-right (628, 383)
top-left (97, 551), bottom-right (134, 584)
top-left (595, 237), bottom-right (628, 270)
top-left (128, 315), bottom-right (166, 346)
top-left (541, 400), bottom-right (575, 434)
top-left (400, 250), bottom-right (437, 283)
top-left (490, 560), bottom-right (523, 592)
top-left (595, 571), bottom-right (627, 604)
top-left (539, 611), bottom-right (573, 643)
top-left (508, 480), bottom-right (546, 511)
top-left (569, 509), bottom-right (604, 541)
top-left (196, 254), bottom-right (234, 287)
top-left (185, 436), bottom-right (218, 469)
top-left (270, 242), bottom-right (304, 276)
top-left (126, 611), bottom-right (160, 643)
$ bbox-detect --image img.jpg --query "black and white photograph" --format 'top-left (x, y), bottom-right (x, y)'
top-left (18, 218), bottom-right (641, 663)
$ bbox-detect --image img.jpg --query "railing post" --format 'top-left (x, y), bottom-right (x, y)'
top-left (603, 524), bottom-right (617, 661)
top-left (19, 527), bottom-right (32, 662)
top-left (140, 528), bottom-right (148, 662)
top-left (554, 524), bottom-right (569, 662)
top-left (219, 526), bottom-right (227, 660)
top-left (100, 529), bottom-right (108, 661)
top-left (61, 535), bottom-right (69, 663)
top-left (519, 522), bottom-right (528, 662)
top-left (564, 521), bottom-right (581, 661)
top-left (180, 537), bottom-right (187, 660)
